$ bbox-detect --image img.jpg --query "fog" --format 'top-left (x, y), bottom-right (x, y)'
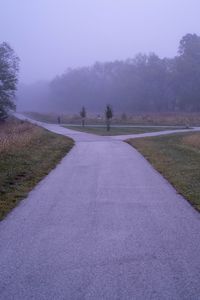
top-left (1, 0), bottom-right (199, 83)
top-left (1, 0), bottom-right (200, 113)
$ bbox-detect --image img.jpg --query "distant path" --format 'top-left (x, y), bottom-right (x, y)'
top-left (0, 114), bottom-right (200, 299)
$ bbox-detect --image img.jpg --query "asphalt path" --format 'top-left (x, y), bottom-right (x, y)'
top-left (0, 116), bottom-right (200, 299)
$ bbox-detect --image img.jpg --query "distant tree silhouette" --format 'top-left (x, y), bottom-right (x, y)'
top-left (175, 33), bottom-right (200, 111)
top-left (105, 105), bottom-right (113, 131)
top-left (33, 33), bottom-right (200, 114)
top-left (80, 106), bottom-right (86, 127)
top-left (57, 116), bottom-right (61, 124)
top-left (121, 112), bottom-right (127, 122)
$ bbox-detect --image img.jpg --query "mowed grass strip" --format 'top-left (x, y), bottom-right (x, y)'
top-left (64, 125), bottom-right (185, 136)
top-left (0, 118), bottom-right (74, 220)
top-left (127, 132), bottom-right (200, 211)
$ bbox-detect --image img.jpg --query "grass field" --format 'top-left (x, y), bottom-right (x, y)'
top-left (0, 118), bottom-right (74, 220)
top-left (127, 132), bottom-right (200, 211)
top-left (64, 125), bottom-right (187, 136)
top-left (25, 111), bottom-right (200, 126)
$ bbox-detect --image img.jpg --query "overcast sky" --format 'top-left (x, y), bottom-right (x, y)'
top-left (0, 0), bottom-right (200, 83)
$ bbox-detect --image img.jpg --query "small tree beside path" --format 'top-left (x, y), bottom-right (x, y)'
top-left (80, 106), bottom-right (86, 127)
top-left (105, 105), bottom-right (113, 131)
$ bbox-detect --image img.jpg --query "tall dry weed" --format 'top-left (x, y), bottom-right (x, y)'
top-left (0, 120), bottom-right (43, 153)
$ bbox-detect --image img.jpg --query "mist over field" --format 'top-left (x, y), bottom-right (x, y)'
top-left (1, 0), bottom-right (200, 114)
top-left (1, 2), bottom-right (200, 297)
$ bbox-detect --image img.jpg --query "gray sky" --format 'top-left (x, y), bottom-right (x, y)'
top-left (0, 0), bottom-right (200, 83)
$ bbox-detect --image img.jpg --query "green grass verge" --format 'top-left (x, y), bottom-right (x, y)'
top-left (127, 132), bottom-right (200, 211)
top-left (0, 125), bottom-right (74, 220)
top-left (64, 125), bottom-right (186, 136)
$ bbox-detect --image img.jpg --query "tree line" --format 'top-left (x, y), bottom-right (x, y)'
top-left (1, 33), bottom-right (200, 121)
top-left (50, 33), bottom-right (200, 113)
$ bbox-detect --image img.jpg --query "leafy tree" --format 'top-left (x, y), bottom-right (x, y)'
top-left (0, 42), bottom-right (19, 121)
top-left (179, 33), bottom-right (200, 57)
top-left (105, 105), bottom-right (113, 131)
top-left (80, 106), bottom-right (86, 127)
top-left (175, 34), bottom-right (200, 111)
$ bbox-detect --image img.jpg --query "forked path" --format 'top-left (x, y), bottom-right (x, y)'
top-left (0, 119), bottom-right (200, 299)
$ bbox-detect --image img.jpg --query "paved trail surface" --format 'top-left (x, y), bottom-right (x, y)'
top-left (0, 117), bottom-right (200, 299)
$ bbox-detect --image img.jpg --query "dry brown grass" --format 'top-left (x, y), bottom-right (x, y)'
top-left (0, 119), bottom-right (43, 153)
top-left (25, 111), bottom-right (200, 126)
top-left (0, 118), bottom-right (74, 220)
top-left (182, 133), bottom-right (200, 150)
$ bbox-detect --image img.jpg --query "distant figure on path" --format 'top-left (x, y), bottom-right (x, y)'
top-left (57, 116), bottom-right (61, 124)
